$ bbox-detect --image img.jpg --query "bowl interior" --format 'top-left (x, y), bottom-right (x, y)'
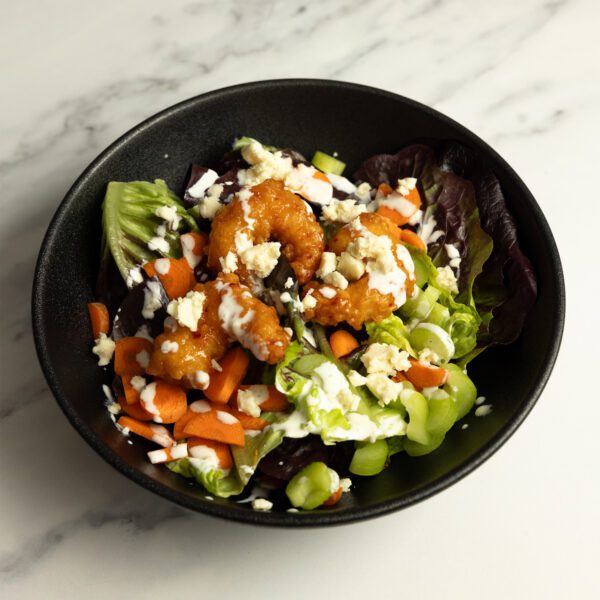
top-left (33, 80), bottom-right (564, 525)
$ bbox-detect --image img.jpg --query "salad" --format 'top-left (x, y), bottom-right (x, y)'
top-left (89, 137), bottom-right (536, 512)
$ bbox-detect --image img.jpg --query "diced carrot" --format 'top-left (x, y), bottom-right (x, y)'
top-left (400, 229), bottom-right (426, 251)
top-left (87, 302), bottom-right (109, 339)
top-left (147, 443), bottom-right (189, 464)
top-left (392, 371), bottom-right (408, 383)
top-left (405, 359), bottom-right (448, 389)
top-left (313, 170), bottom-right (330, 183)
top-left (232, 385), bottom-right (290, 413)
top-left (122, 375), bottom-right (142, 405)
top-left (229, 407), bottom-right (269, 431)
top-left (117, 416), bottom-right (175, 447)
top-left (180, 232), bottom-right (208, 269)
top-left (143, 257), bottom-right (195, 299)
top-left (323, 486), bottom-right (343, 506)
top-left (204, 346), bottom-right (250, 404)
top-left (183, 407), bottom-right (245, 446)
top-left (118, 396), bottom-right (153, 421)
top-left (114, 337), bottom-right (154, 376)
top-left (329, 330), bottom-right (359, 359)
top-left (139, 380), bottom-right (187, 424)
top-left (376, 205), bottom-right (406, 225)
top-left (187, 437), bottom-right (233, 470)
top-left (172, 399), bottom-right (213, 440)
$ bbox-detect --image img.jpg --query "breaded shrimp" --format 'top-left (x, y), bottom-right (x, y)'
top-left (215, 273), bottom-right (290, 364)
top-left (147, 274), bottom-right (290, 388)
top-left (208, 180), bottom-right (325, 285)
top-left (303, 213), bottom-right (416, 330)
top-left (147, 280), bottom-right (229, 387)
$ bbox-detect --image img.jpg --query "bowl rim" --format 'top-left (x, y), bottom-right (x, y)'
top-left (31, 78), bottom-right (566, 527)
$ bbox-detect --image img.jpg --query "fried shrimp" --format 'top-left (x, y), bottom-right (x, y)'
top-left (215, 273), bottom-right (290, 364)
top-left (146, 281), bottom-right (229, 387)
top-left (207, 179), bottom-right (325, 285)
top-left (147, 274), bottom-right (290, 388)
top-left (303, 213), bottom-right (416, 330)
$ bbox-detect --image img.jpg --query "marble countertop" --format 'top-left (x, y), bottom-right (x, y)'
top-left (1, 1), bottom-right (598, 598)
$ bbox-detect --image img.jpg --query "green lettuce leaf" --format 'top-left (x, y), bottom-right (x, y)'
top-left (102, 179), bottom-right (199, 283)
top-left (167, 429), bottom-right (283, 498)
top-left (366, 315), bottom-right (416, 356)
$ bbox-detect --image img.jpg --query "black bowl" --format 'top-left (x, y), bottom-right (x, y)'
top-left (32, 79), bottom-right (565, 526)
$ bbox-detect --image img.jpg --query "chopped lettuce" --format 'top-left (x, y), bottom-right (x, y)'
top-left (365, 315), bottom-right (416, 356)
top-left (102, 179), bottom-right (198, 284)
top-left (167, 428), bottom-right (283, 498)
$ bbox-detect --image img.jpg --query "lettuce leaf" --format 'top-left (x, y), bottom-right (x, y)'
top-left (355, 142), bottom-right (536, 351)
top-left (365, 315), bottom-right (416, 356)
top-left (102, 179), bottom-right (198, 283)
top-left (439, 142), bottom-right (537, 346)
top-left (167, 428), bottom-right (283, 498)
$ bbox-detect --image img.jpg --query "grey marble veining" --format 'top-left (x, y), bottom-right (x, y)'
top-left (1, 0), bottom-right (598, 598)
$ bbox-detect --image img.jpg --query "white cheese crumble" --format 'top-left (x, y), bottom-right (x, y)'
top-left (319, 286), bottom-right (337, 299)
top-left (436, 266), bottom-right (459, 294)
top-left (340, 478), bottom-right (352, 493)
top-left (166, 290), bottom-right (206, 331)
top-left (366, 374), bottom-right (405, 407)
top-left (219, 251), bottom-right (238, 274)
top-left (198, 183), bottom-right (224, 220)
top-left (316, 252), bottom-right (337, 279)
top-left (336, 252), bottom-right (365, 281)
top-left (92, 333), bottom-right (115, 366)
top-left (445, 243), bottom-right (462, 269)
top-left (348, 370), bottom-right (367, 387)
top-left (241, 140), bottom-right (293, 186)
top-left (155, 205), bottom-right (181, 231)
top-left (237, 385), bottom-right (269, 418)
top-left (326, 174), bottom-right (357, 195)
top-left (418, 348), bottom-right (441, 366)
top-left (361, 343), bottom-right (411, 375)
top-left (240, 242), bottom-right (281, 278)
top-left (252, 498), bottom-right (273, 511)
top-left (147, 235), bottom-right (170, 254)
top-left (284, 277), bottom-right (294, 289)
top-left (142, 280), bottom-right (164, 319)
top-left (126, 267), bottom-right (144, 288)
top-left (322, 271), bottom-right (349, 290)
top-left (301, 290), bottom-right (317, 311)
top-left (321, 199), bottom-right (366, 224)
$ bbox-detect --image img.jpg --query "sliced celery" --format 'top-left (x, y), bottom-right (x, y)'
top-left (311, 151), bottom-right (346, 176)
top-left (425, 303), bottom-right (450, 327)
top-left (426, 389), bottom-right (459, 436)
top-left (404, 433), bottom-right (445, 457)
top-left (443, 364), bottom-right (477, 419)
top-left (349, 439), bottom-right (389, 476)
top-left (401, 390), bottom-right (430, 445)
top-left (409, 323), bottom-right (455, 362)
top-left (286, 462), bottom-right (338, 510)
top-left (400, 285), bottom-right (440, 320)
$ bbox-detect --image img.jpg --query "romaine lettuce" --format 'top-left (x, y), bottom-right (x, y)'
top-left (102, 179), bottom-right (198, 284)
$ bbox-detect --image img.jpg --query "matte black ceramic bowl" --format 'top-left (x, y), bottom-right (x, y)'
top-left (32, 79), bottom-right (564, 526)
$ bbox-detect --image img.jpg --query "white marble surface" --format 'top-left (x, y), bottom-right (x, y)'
top-left (1, 0), bottom-right (599, 598)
